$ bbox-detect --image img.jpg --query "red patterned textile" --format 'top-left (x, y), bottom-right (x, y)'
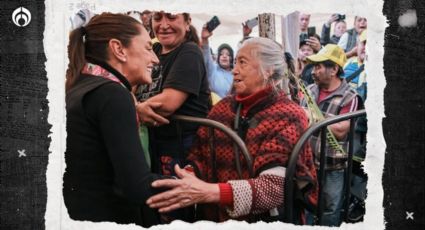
top-left (187, 91), bottom-right (317, 222)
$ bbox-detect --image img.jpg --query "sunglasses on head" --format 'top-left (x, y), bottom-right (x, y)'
top-left (152, 11), bottom-right (178, 21)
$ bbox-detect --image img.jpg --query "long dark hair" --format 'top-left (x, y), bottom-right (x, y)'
top-left (182, 13), bottom-right (200, 47)
top-left (66, 13), bottom-right (142, 91)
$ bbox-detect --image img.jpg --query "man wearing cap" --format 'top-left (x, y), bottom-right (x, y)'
top-left (301, 44), bottom-right (361, 226)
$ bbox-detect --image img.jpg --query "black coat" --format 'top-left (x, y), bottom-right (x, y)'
top-left (64, 67), bottom-right (163, 227)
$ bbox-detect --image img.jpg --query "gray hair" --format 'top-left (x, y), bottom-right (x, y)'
top-left (239, 37), bottom-right (290, 95)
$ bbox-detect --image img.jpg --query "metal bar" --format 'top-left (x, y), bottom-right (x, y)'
top-left (171, 115), bottom-right (254, 178)
top-left (317, 127), bottom-right (328, 224)
top-left (343, 118), bottom-right (356, 221)
top-left (283, 109), bottom-right (366, 223)
top-left (208, 127), bottom-right (218, 183)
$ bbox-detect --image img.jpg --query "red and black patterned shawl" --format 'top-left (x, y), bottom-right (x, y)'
top-left (187, 91), bottom-right (318, 222)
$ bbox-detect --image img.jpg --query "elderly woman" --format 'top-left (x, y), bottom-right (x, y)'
top-left (64, 13), bottom-right (169, 227)
top-left (146, 37), bottom-right (318, 223)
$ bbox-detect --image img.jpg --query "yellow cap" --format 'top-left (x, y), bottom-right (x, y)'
top-left (306, 44), bottom-right (347, 68)
top-left (359, 29), bottom-right (367, 42)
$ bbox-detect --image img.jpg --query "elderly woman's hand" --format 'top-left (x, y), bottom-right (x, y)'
top-left (146, 165), bottom-right (220, 213)
top-left (136, 101), bottom-right (169, 127)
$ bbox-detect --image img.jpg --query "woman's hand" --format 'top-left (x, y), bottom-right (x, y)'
top-left (326, 14), bottom-right (339, 27)
top-left (136, 101), bottom-right (169, 127)
top-left (146, 165), bottom-right (220, 213)
top-left (201, 25), bottom-right (212, 44)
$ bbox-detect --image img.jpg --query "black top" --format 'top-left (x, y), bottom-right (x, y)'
top-left (64, 67), bottom-right (164, 226)
top-left (136, 41), bottom-right (210, 139)
top-left (135, 41), bottom-right (210, 178)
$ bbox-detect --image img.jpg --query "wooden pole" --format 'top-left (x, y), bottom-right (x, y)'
top-left (258, 13), bottom-right (275, 40)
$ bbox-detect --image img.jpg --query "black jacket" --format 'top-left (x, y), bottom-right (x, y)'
top-left (64, 66), bottom-right (163, 227)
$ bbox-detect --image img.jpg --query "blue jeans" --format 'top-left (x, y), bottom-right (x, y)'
top-left (320, 169), bottom-right (345, 226)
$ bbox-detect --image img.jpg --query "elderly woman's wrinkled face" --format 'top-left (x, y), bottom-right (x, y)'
top-left (152, 11), bottom-right (189, 53)
top-left (232, 44), bottom-right (268, 97)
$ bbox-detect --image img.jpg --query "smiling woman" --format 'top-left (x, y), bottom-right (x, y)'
top-left (134, 11), bottom-right (211, 222)
top-left (64, 12), bottom-right (169, 227)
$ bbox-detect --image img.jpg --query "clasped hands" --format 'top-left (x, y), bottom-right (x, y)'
top-left (136, 101), bottom-right (169, 127)
top-left (146, 164), bottom-right (220, 213)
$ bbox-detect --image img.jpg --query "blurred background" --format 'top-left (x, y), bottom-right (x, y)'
top-left (190, 12), bottom-right (355, 53)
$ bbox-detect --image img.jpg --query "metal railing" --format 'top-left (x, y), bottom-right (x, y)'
top-left (283, 109), bottom-right (366, 224)
top-left (171, 115), bottom-right (254, 178)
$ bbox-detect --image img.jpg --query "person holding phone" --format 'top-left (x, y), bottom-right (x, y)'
top-left (299, 13), bottom-right (321, 52)
top-left (320, 14), bottom-right (347, 45)
top-left (201, 16), bottom-right (234, 99)
top-left (338, 16), bottom-right (367, 58)
top-left (297, 39), bottom-right (317, 85)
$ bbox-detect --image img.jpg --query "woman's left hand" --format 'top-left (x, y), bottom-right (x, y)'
top-left (146, 165), bottom-right (220, 213)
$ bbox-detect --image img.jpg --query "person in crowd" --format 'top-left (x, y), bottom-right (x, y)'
top-left (64, 12), bottom-right (170, 227)
top-left (140, 10), bottom-right (156, 39)
top-left (299, 13), bottom-right (311, 38)
top-left (301, 44), bottom-right (361, 226)
top-left (298, 13), bottom-right (322, 52)
top-left (70, 8), bottom-right (96, 29)
top-left (343, 30), bottom-right (367, 100)
top-left (338, 16), bottom-right (367, 58)
top-left (146, 37), bottom-right (318, 224)
top-left (343, 29), bottom-right (368, 222)
top-left (236, 22), bottom-right (254, 50)
top-left (320, 14), bottom-right (347, 45)
top-left (283, 51), bottom-right (301, 103)
top-left (134, 12), bottom-right (210, 223)
top-left (297, 39), bottom-right (317, 86)
top-left (201, 26), bottom-right (234, 98)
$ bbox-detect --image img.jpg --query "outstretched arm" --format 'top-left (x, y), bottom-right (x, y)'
top-left (146, 164), bottom-right (220, 213)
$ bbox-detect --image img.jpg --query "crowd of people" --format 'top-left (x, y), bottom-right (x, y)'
top-left (65, 10), bottom-right (368, 228)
